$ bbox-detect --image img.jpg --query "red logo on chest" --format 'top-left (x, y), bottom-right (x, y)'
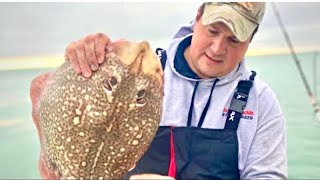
top-left (222, 108), bottom-right (254, 120)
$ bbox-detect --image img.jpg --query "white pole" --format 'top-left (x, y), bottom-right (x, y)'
top-left (271, 2), bottom-right (320, 121)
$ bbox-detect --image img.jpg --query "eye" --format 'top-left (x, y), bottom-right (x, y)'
top-left (136, 89), bottom-right (146, 107)
top-left (229, 37), bottom-right (241, 46)
top-left (103, 76), bottom-right (118, 92)
top-left (110, 76), bottom-right (117, 86)
top-left (137, 89), bottom-right (145, 99)
top-left (207, 29), bottom-right (219, 37)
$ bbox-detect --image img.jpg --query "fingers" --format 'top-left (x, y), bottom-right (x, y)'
top-left (65, 42), bottom-right (81, 75)
top-left (75, 39), bottom-right (92, 78)
top-left (95, 33), bottom-right (110, 64)
top-left (64, 33), bottom-right (110, 78)
top-left (84, 34), bottom-right (98, 71)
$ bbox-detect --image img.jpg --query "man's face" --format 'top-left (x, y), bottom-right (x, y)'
top-left (185, 15), bottom-right (251, 79)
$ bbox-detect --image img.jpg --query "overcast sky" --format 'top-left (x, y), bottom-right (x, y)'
top-left (0, 2), bottom-right (319, 57)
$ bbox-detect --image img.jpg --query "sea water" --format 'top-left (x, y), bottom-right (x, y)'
top-left (0, 52), bottom-right (319, 179)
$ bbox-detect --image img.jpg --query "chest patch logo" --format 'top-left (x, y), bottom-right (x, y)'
top-left (222, 108), bottom-right (254, 120)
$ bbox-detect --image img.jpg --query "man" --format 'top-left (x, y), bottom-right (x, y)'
top-left (40, 2), bottom-right (288, 179)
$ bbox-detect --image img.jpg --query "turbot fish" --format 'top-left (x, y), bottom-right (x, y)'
top-left (30, 40), bottom-right (163, 179)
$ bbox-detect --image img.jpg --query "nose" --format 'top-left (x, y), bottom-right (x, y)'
top-left (210, 37), bottom-right (227, 55)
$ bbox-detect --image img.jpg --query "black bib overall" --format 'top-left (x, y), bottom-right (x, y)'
top-left (124, 49), bottom-right (256, 180)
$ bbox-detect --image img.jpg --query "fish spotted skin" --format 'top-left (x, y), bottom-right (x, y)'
top-left (31, 40), bottom-right (163, 179)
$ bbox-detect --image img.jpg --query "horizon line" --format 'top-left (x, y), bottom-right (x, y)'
top-left (0, 49), bottom-right (318, 71)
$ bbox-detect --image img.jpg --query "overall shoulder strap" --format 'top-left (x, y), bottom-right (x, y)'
top-left (156, 48), bottom-right (167, 70)
top-left (224, 71), bottom-right (256, 130)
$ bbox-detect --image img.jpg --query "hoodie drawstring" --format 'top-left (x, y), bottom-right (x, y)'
top-left (187, 79), bottom-right (219, 127)
top-left (197, 79), bottom-right (219, 127)
top-left (168, 79), bottom-right (219, 178)
top-left (187, 81), bottom-right (200, 126)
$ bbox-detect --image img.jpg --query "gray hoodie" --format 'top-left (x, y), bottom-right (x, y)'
top-left (159, 24), bottom-right (288, 179)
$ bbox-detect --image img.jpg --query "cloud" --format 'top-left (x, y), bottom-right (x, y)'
top-left (0, 2), bottom-right (319, 57)
top-left (251, 2), bottom-right (320, 53)
top-left (0, 2), bottom-right (200, 57)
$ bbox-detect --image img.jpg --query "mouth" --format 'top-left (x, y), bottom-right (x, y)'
top-left (205, 53), bottom-right (223, 64)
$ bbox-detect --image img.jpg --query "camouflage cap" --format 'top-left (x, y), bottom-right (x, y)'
top-left (202, 2), bottom-right (266, 42)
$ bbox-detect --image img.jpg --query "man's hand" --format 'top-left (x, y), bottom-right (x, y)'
top-left (64, 33), bottom-right (110, 78)
top-left (130, 174), bottom-right (175, 180)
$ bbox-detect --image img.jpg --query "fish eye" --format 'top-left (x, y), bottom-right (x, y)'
top-left (137, 89), bottom-right (145, 99)
top-left (103, 76), bottom-right (118, 92)
top-left (103, 79), bottom-right (112, 92)
top-left (136, 89), bottom-right (146, 107)
top-left (110, 76), bottom-right (118, 86)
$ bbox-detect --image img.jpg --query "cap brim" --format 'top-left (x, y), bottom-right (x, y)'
top-left (202, 4), bottom-right (257, 42)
